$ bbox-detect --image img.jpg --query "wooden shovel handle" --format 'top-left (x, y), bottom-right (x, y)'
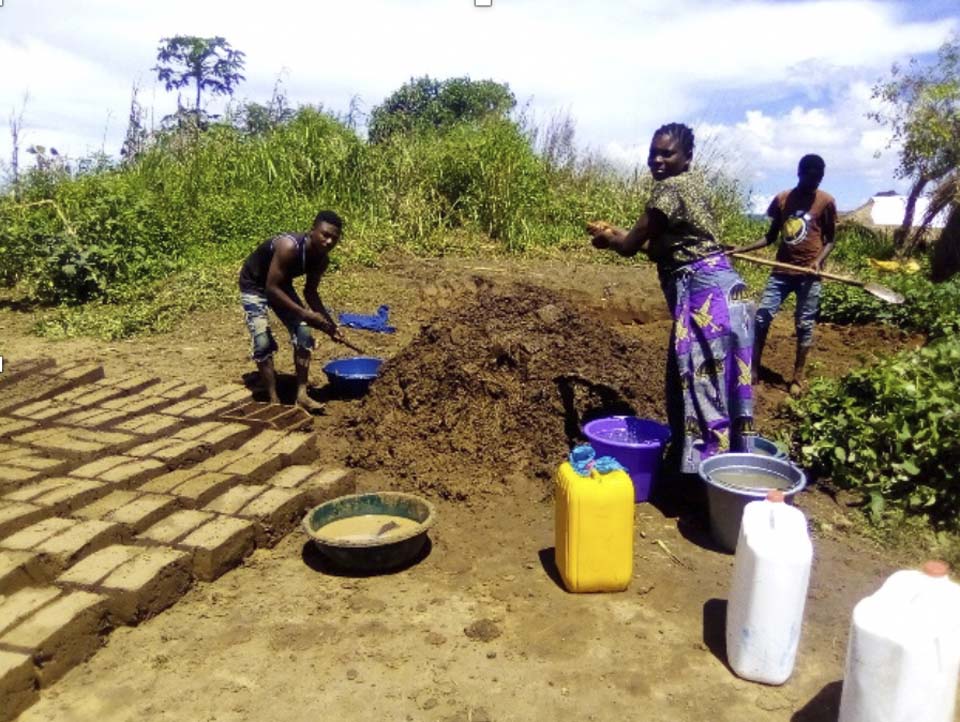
top-left (729, 253), bottom-right (864, 287)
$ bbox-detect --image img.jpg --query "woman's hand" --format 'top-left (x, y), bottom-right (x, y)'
top-left (586, 220), bottom-right (619, 249)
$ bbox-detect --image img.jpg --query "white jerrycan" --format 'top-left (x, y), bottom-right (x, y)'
top-left (838, 560), bottom-right (960, 722)
top-left (726, 490), bottom-right (813, 685)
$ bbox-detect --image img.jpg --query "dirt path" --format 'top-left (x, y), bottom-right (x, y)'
top-left (1, 256), bottom-right (944, 722)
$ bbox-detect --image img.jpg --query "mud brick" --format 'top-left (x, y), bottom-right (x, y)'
top-left (0, 517), bottom-right (73, 551)
top-left (236, 429), bottom-right (284, 455)
top-left (172, 421), bottom-right (255, 453)
top-left (178, 515), bottom-right (256, 582)
top-left (234, 487), bottom-right (308, 547)
top-left (57, 362), bottom-right (105, 385)
top-left (139, 468), bottom-right (204, 495)
top-left (6, 452), bottom-right (65, 473)
top-left (240, 429), bottom-right (316, 465)
top-left (13, 426), bottom-right (137, 460)
top-left (73, 491), bottom-right (177, 535)
top-left (273, 466), bottom-right (357, 506)
top-left (0, 649), bottom-right (37, 722)
top-left (0, 445), bottom-right (71, 479)
top-left (0, 417), bottom-right (35, 440)
top-left (0, 587), bottom-right (62, 635)
top-left (197, 449), bottom-right (284, 482)
top-left (174, 398), bottom-right (239, 421)
top-left (114, 412), bottom-right (184, 436)
top-left (1, 518), bottom-right (125, 577)
top-left (204, 484), bottom-right (265, 515)
top-left (8, 399), bottom-right (81, 422)
top-left (56, 544), bottom-right (139, 586)
top-left (126, 437), bottom-right (209, 466)
top-left (92, 373), bottom-right (160, 394)
top-left (69, 455), bottom-right (166, 487)
top-left (0, 589), bottom-right (109, 687)
top-left (149, 380), bottom-right (206, 401)
top-left (201, 384), bottom-right (251, 403)
top-left (0, 501), bottom-right (52, 539)
top-left (4, 477), bottom-right (109, 513)
top-left (70, 490), bottom-right (139, 522)
top-left (143, 469), bottom-right (237, 509)
top-left (11, 362), bottom-right (104, 405)
top-left (58, 385), bottom-right (126, 407)
top-left (57, 544), bottom-right (191, 625)
top-left (101, 394), bottom-right (172, 415)
top-left (59, 407), bottom-right (129, 429)
top-left (0, 466), bottom-right (43, 487)
top-left (161, 397), bottom-right (206, 417)
top-left (137, 509), bottom-right (214, 546)
top-left (0, 549), bottom-right (48, 594)
top-left (267, 465), bottom-right (316, 489)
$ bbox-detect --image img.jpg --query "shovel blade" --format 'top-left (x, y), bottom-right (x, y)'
top-left (864, 282), bottom-right (905, 304)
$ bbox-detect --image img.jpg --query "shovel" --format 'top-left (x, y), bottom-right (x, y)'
top-left (332, 333), bottom-right (366, 355)
top-left (728, 252), bottom-right (905, 304)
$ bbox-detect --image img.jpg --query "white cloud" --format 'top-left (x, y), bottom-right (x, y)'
top-left (695, 79), bottom-right (907, 209)
top-left (0, 0), bottom-right (956, 207)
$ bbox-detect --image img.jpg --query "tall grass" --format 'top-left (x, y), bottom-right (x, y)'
top-left (1, 107), bottom-right (756, 337)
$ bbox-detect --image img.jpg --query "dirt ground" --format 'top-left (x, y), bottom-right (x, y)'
top-left (1, 255), bottom-right (947, 722)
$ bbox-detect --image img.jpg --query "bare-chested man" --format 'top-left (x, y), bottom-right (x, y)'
top-left (238, 210), bottom-right (345, 413)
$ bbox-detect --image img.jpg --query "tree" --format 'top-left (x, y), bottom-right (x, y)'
top-left (8, 92), bottom-right (28, 200)
top-left (368, 76), bottom-right (515, 143)
top-left (870, 36), bottom-right (960, 252)
top-left (153, 36), bottom-right (246, 125)
top-left (236, 76), bottom-right (295, 135)
top-left (120, 82), bottom-right (148, 161)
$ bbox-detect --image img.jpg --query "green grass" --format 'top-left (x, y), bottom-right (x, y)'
top-left (2, 107), bottom-right (762, 339)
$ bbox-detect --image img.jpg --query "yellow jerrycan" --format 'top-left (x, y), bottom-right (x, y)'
top-left (555, 444), bottom-right (634, 593)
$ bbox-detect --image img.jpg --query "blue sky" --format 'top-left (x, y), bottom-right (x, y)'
top-left (1, 0), bottom-right (957, 211)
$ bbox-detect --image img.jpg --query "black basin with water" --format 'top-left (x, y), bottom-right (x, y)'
top-left (302, 492), bottom-right (436, 572)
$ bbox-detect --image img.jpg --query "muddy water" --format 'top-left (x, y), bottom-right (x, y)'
top-left (708, 469), bottom-right (791, 490)
top-left (318, 514), bottom-right (420, 542)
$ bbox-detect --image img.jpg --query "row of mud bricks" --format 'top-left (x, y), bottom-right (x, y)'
top-left (0, 359), bottom-right (357, 720)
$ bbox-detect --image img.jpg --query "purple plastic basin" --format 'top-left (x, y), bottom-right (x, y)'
top-left (582, 416), bottom-right (671, 503)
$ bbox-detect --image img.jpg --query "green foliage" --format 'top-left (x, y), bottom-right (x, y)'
top-left (819, 264), bottom-right (960, 338)
top-left (789, 336), bottom-right (960, 529)
top-left (870, 36), bottom-right (960, 183)
top-left (870, 35), bottom-right (960, 245)
top-left (830, 222), bottom-right (896, 264)
top-left (2, 97), bottom-right (759, 330)
top-left (368, 76), bottom-right (516, 144)
top-left (34, 265), bottom-right (235, 340)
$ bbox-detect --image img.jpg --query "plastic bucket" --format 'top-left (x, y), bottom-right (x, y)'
top-left (581, 416), bottom-right (671, 503)
top-left (698, 453), bottom-right (806, 552)
top-left (748, 435), bottom-right (789, 459)
top-left (322, 357), bottom-right (383, 398)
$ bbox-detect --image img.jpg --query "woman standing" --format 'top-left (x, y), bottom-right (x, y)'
top-left (588, 122), bottom-right (754, 474)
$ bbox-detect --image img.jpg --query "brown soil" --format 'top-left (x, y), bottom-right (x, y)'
top-left (349, 280), bottom-right (665, 500)
top-left (1, 255), bottom-right (948, 722)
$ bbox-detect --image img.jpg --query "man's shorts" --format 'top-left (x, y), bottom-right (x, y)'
top-left (240, 289), bottom-right (315, 362)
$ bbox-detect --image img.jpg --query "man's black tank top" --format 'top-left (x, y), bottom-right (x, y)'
top-left (238, 233), bottom-right (307, 293)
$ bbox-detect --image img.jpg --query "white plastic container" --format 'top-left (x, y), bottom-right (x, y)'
top-left (726, 490), bottom-right (813, 685)
top-left (838, 561), bottom-right (960, 722)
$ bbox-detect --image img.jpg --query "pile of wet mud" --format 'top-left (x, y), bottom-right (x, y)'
top-left (348, 280), bottom-right (668, 501)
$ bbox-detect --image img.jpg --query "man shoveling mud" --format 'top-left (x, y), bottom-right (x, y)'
top-left (238, 210), bottom-right (346, 413)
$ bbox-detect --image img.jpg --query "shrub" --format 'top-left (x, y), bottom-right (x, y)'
top-left (788, 335), bottom-right (960, 529)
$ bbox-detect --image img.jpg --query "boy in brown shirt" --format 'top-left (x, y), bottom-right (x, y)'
top-left (745, 154), bottom-right (837, 395)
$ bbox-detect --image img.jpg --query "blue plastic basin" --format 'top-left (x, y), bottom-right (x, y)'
top-left (322, 356), bottom-right (383, 397)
